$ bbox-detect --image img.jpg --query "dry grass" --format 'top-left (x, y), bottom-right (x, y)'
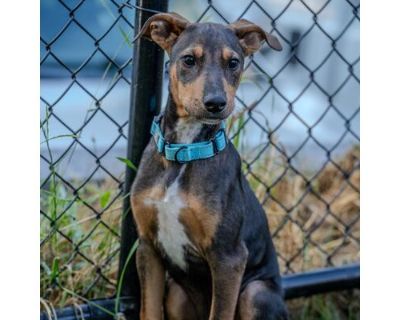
top-left (246, 145), bottom-right (360, 274)
top-left (40, 145), bottom-right (359, 315)
top-left (287, 290), bottom-right (360, 320)
top-left (40, 178), bottom-right (123, 307)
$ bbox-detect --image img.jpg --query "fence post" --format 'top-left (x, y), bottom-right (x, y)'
top-left (118, 1), bottom-right (168, 319)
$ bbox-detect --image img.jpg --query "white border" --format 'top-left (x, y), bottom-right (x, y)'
top-left (362, 1), bottom-right (400, 318)
top-left (0, 0), bottom-right (39, 318)
top-left (2, 0), bottom-right (400, 318)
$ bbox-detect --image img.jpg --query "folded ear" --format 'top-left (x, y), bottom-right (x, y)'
top-left (229, 19), bottom-right (282, 55)
top-left (137, 12), bottom-right (190, 53)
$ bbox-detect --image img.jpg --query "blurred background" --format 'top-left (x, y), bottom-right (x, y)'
top-left (41, 0), bottom-right (359, 318)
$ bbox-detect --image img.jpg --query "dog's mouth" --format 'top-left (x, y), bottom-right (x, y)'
top-left (185, 105), bottom-right (232, 125)
top-left (199, 109), bottom-right (231, 125)
top-left (199, 118), bottom-right (223, 125)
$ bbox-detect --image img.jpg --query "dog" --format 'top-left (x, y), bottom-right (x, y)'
top-left (131, 12), bottom-right (288, 320)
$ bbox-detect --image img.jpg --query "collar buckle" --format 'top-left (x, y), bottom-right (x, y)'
top-left (174, 145), bottom-right (188, 163)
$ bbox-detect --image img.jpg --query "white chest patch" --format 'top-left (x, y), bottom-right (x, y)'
top-left (144, 119), bottom-right (203, 270)
top-left (144, 166), bottom-right (193, 271)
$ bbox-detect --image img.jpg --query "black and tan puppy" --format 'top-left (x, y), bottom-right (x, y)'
top-left (131, 12), bottom-right (288, 320)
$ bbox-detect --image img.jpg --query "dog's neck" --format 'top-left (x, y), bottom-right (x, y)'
top-left (161, 94), bottom-right (222, 144)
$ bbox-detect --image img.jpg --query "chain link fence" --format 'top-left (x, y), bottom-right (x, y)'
top-left (40, 0), bottom-right (359, 312)
top-left (40, 0), bottom-right (135, 308)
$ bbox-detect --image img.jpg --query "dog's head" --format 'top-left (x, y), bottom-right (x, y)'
top-left (138, 13), bottom-right (282, 124)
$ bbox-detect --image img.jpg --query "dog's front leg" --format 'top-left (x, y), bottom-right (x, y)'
top-left (136, 239), bottom-right (165, 320)
top-left (207, 244), bottom-right (248, 320)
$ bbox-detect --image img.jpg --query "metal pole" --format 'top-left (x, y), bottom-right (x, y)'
top-left (118, 1), bottom-right (168, 319)
top-left (282, 264), bottom-right (360, 299)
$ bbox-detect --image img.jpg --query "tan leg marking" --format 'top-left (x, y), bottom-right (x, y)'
top-left (208, 245), bottom-right (248, 320)
top-left (136, 240), bottom-right (165, 320)
top-left (165, 279), bottom-right (197, 320)
top-left (238, 281), bottom-right (266, 320)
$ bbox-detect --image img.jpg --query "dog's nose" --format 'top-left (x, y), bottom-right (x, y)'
top-left (204, 95), bottom-right (227, 113)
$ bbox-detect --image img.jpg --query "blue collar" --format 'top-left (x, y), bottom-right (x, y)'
top-left (150, 115), bottom-right (227, 163)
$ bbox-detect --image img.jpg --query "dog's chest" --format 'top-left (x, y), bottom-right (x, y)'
top-left (145, 170), bottom-right (195, 271)
top-left (134, 119), bottom-right (208, 270)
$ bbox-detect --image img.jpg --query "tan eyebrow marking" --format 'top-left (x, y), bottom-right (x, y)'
top-left (192, 46), bottom-right (203, 58)
top-left (222, 46), bottom-right (241, 61)
top-left (180, 46), bottom-right (204, 59)
top-left (222, 47), bottom-right (232, 60)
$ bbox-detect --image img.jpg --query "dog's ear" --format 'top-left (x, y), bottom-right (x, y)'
top-left (137, 12), bottom-right (190, 54)
top-left (229, 19), bottom-right (282, 55)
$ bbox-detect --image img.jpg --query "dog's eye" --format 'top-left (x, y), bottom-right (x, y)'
top-left (228, 58), bottom-right (240, 70)
top-left (182, 55), bottom-right (196, 67)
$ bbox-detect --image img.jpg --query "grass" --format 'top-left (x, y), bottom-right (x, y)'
top-left (41, 93), bottom-right (359, 318)
top-left (287, 291), bottom-right (360, 320)
top-left (40, 177), bottom-right (123, 308)
top-left (40, 144), bottom-right (359, 317)
top-left (251, 144), bottom-right (360, 274)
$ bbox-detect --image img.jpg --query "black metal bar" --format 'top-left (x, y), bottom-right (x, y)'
top-left (41, 264), bottom-right (360, 320)
top-left (40, 298), bottom-right (133, 320)
top-left (283, 263), bottom-right (360, 299)
top-left (118, 1), bottom-right (168, 319)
